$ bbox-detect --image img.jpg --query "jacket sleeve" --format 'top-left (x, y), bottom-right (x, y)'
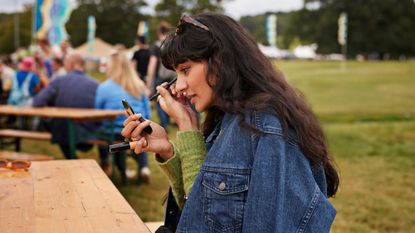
top-left (242, 133), bottom-right (336, 233)
top-left (32, 79), bottom-right (59, 106)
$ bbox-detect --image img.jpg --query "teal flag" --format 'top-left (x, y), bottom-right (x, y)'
top-left (87, 16), bottom-right (96, 58)
top-left (266, 14), bottom-right (277, 47)
top-left (34, 0), bottom-right (44, 34)
top-left (137, 21), bottom-right (148, 37)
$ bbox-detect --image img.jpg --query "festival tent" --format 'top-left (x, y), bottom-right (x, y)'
top-left (73, 38), bottom-right (114, 59)
top-left (293, 44), bottom-right (318, 60)
top-left (258, 44), bottom-right (295, 59)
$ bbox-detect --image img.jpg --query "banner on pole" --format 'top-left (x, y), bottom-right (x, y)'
top-left (87, 16), bottom-right (96, 59)
top-left (338, 12), bottom-right (348, 46)
top-left (137, 21), bottom-right (148, 37)
top-left (266, 14), bottom-right (277, 47)
top-left (34, 0), bottom-right (73, 45)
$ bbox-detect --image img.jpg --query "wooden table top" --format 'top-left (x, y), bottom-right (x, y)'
top-left (0, 105), bottom-right (125, 121)
top-left (0, 159), bottom-right (151, 233)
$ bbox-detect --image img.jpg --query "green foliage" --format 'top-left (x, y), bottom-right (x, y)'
top-left (189, 0), bottom-right (223, 15)
top-left (240, 12), bottom-right (292, 48)
top-left (240, 15), bottom-right (267, 45)
top-left (240, 0), bottom-right (415, 57)
top-left (67, 0), bottom-right (147, 47)
top-left (148, 0), bottom-right (222, 44)
top-left (0, 8), bottom-right (33, 55)
top-left (66, 0), bottom-right (223, 48)
top-left (298, 0), bottom-right (415, 57)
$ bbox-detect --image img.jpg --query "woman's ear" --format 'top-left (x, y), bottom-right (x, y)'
top-left (206, 60), bottom-right (218, 87)
top-left (207, 74), bottom-right (217, 87)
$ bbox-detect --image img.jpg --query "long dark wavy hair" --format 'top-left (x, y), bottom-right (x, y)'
top-left (161, 12), bottom-right (339, 197)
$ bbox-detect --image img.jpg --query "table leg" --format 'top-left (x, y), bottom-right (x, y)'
top-left (109, 120), bottom-right (116, 179)
top-left (68, 119), bottom-right (76, 159)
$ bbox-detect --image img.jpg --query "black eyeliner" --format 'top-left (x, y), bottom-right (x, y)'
top-left (149, 77), bottom-right (177, 101)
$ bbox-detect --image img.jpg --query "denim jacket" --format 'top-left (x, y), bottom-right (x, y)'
top-left (176, 111), bottom-right (336, 233)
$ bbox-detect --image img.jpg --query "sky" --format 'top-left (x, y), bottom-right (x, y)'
top-left (1, 0), bottom-right (303, 19)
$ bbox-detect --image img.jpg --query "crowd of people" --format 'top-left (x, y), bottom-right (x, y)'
top-left (0, 22), bottom-right (179, 185)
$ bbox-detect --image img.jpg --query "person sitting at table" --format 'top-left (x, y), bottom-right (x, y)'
top-left (8, 57), bottom-right (42, 107)
top-left (95, 48), bottom-right (152, 185)
top-left (0, 57), bottom-right (15, 104)
top-left (33, 53), bottom-right (99, 159)
top-left (7, 57), bottom-right (49, 129)
top-left (50, 56), bottom-right (66, 81)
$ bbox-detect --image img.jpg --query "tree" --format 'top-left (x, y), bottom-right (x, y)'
top-left (153, 0), bottom-right (223, 26)
top-left (66, 0), bottom-right (147, 47)
top-left (240, 15), bottom-right (267, 45)
top-left (146, 0), bottom-right (223, 44)
top-left (300, 0), bottom-right (415, 57)
top-left (0, 6), bottom-right (32, 55)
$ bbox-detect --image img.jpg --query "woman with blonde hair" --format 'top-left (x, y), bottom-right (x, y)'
top-left (95, 48), bottom-right (151, 185)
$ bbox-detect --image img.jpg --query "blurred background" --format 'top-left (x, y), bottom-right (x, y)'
top-left (0, 0), bottom-right (414, 232)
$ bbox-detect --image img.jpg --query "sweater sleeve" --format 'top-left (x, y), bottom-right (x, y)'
top-left (156, 142), bottom-right (186, 208)
top-left (156, 131), bottom-right (207, 209)
top-left (177, 131), bottom-right (207, 196)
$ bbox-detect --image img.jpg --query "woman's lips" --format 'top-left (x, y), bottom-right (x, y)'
top-left (188, 95), bottom-right (196, 105)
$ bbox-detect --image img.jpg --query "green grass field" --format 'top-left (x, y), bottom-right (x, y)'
top-left (17, 61), bottom-right (415, 232)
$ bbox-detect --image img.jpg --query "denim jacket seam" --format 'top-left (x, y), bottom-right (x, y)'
top-left (201, 166), bottom-right (251, 174)
top-left (253, 111), bottom-right (298, 147)
top-left (296, 186), bottom-right (321, 233)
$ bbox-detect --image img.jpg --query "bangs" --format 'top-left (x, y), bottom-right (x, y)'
top-left (161, 24), bottom-right (215, 70)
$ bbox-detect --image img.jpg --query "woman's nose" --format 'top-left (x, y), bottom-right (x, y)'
top-left (175, 75), bottom-right (187, 92)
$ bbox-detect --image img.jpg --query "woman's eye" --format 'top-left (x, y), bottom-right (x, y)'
top-left (181, 67), bottom-right (189, 74)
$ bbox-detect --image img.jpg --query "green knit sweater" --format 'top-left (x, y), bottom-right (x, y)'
top-left (156, 131), bottom-right (207, 208)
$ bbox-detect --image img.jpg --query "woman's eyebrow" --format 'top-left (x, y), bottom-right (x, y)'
top-left (177, 63), bottom-right (190, 69)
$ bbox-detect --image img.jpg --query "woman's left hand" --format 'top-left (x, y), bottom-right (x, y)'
top-left (156, 83), bottom-right (199, 131)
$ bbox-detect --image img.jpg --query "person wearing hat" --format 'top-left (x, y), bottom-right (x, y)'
top-left (8, 57), bottom-right (42, 107)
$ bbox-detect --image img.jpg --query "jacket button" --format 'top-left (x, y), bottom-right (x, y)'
top-left (218, 181), bottom-right (226, 191)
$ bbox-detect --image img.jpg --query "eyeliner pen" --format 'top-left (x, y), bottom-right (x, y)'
top-left (149, 77), bottom-right (177, 101)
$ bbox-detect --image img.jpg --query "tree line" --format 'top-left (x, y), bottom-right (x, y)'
top-left (0, 0), bottom-right (414, 59)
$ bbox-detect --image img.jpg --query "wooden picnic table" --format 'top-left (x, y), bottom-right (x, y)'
top-left (0, 159), bottom-right (151, 233)
top-left (0, 105), bottom-right (125, 121)
top-left (0, 105), bottom-right (125, 159)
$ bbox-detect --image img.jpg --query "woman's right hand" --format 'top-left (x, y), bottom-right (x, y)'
top-left (121, 114), bottom-right (173, 161)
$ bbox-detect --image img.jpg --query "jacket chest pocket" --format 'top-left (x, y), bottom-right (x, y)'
top-left (202, 171), bottom-right (249, 233)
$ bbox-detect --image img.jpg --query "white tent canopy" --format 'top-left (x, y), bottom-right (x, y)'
top-left (73, 38), bottom-right (114, 59)
top-left (258, 44), bottom-right (294, 59)
top-left (293, 44), bottom-right (317, 59)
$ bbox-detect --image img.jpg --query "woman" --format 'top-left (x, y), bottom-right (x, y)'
top-left (95, 48), bottom-right (151, 184)
top-left (122, 12), bottom-right (339, 232)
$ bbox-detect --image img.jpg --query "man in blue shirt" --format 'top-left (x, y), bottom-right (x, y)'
top-left (33, 53), bottom-right (99, 159)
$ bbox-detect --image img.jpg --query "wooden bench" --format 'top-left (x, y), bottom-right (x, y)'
top-left (0, 129), bottom-right (52, 140)
top-left (0, 129), bottom-right (116, 145)
top-left (0, 129), bottom-right (52, 151)
top-left (0, 150), bottom-right (54, 161)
